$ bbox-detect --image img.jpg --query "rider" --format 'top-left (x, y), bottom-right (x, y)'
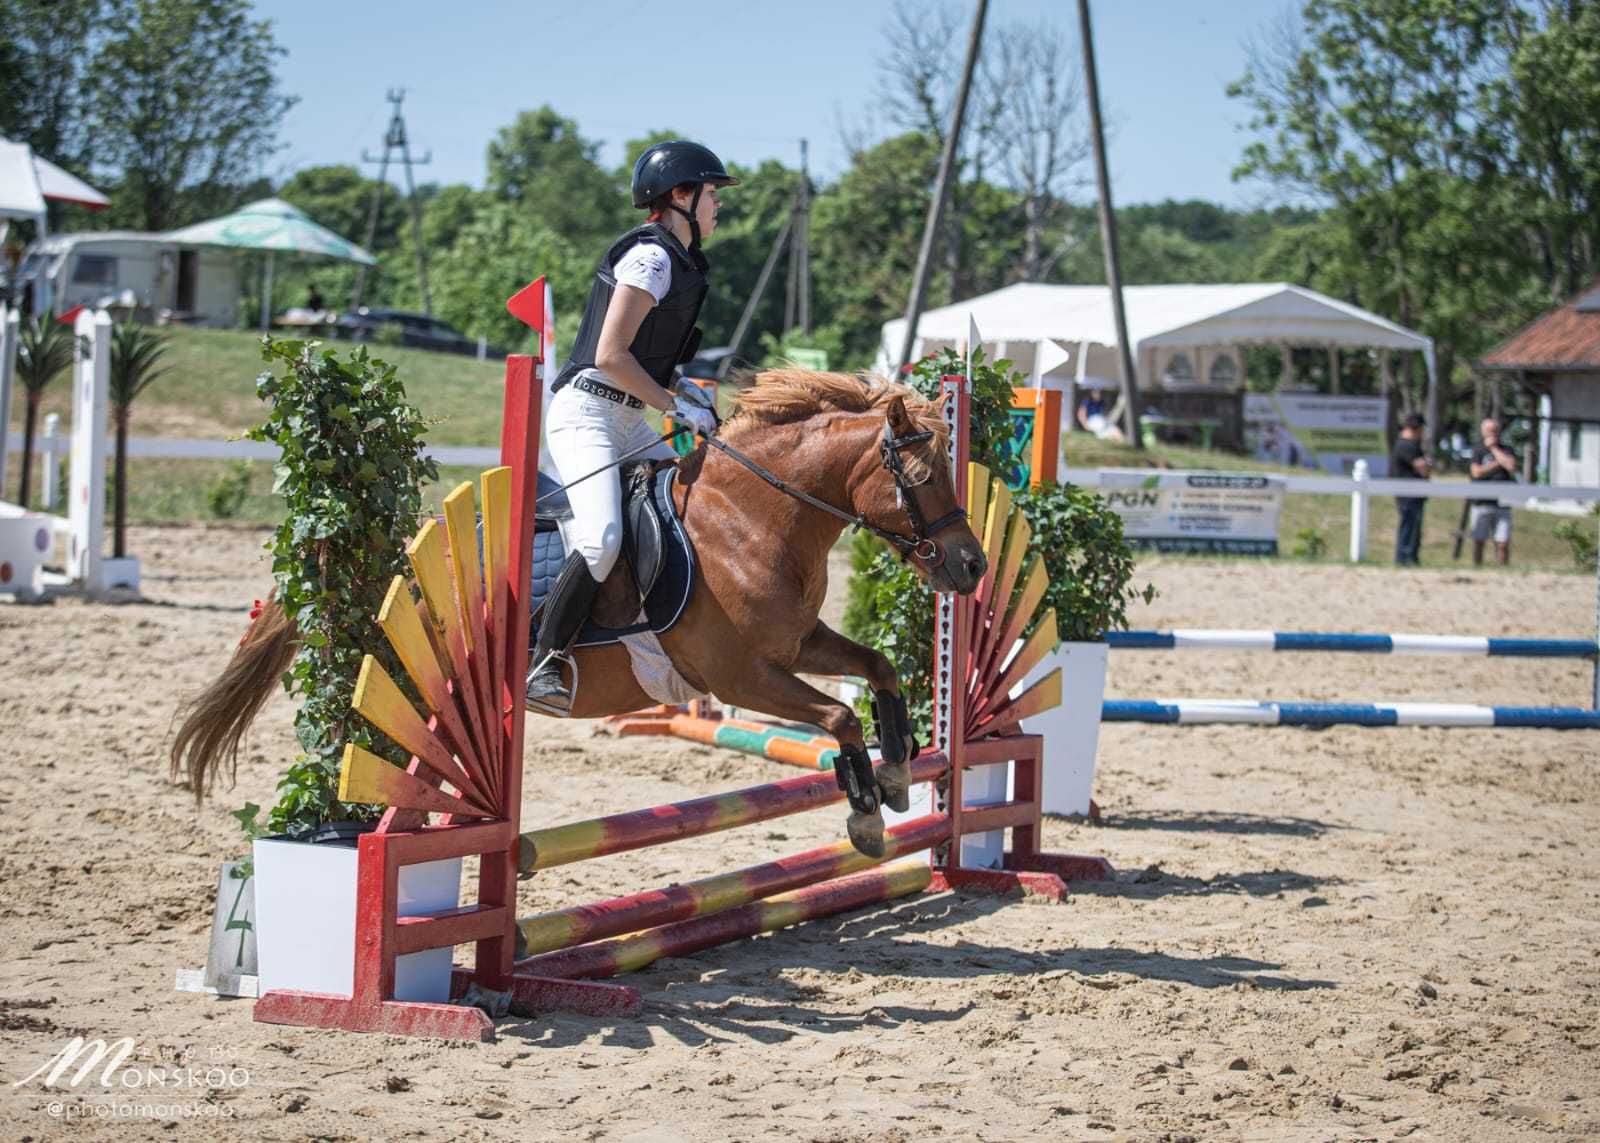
top-left (526, 140), bottom-right (737, 712)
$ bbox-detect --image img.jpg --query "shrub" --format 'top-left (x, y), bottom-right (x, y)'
top-left (1553, 508), bottom-right (1599, 571)
top-left (206, 460), bottom-right (254, 519)
top-left (1292, 527), bottom-right (1327, 560)
top-left (843, 348), bottom-right (1151, 742)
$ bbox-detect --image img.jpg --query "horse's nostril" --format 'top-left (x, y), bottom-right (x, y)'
top-left (964, 553), bottom-right (986, 579)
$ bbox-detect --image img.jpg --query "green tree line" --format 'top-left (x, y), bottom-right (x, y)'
top-left (5, 0), bottom-right (1599, 439)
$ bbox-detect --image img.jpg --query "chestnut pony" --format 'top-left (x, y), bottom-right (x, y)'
top-left (171, 370), bottom-right (987, 855)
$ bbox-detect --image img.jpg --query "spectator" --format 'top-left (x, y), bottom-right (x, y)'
top-left (1468, 418), bottom-right (1518, 566)
top-left (306, 284), bottom-right (326, 313)
top-left (1076, 390), bottom-right (1123, 441)
top-left (1390, 413), bottom-right (1431, 565)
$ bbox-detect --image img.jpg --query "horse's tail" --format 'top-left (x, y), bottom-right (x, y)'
top-left (170, 596), bottom-right (298, 801)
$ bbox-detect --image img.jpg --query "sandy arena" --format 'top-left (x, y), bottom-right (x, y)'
top-left (2, 527), bottom-right (1596, 1141)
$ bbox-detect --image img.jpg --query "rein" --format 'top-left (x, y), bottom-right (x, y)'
top-left (703, 427), bottom-right (963, 567)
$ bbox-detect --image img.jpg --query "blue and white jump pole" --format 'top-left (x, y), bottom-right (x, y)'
top-left (1100, 626), bottom-right (1600, 729)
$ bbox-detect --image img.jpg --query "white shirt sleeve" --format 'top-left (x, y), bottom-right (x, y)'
top-left (611, 243), bottom-right (672, 305)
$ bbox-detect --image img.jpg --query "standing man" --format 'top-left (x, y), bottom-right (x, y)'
top-left (1469, 418), bottom-right (1519, 566)
top-left (1390, 413), bottom-right (1431, 565)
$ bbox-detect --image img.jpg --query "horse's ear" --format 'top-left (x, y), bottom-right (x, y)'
top-left (885, 395), bottom-right (914, 435)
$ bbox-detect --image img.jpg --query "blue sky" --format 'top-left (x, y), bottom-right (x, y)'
top-left (263, 0), bottom-right (1294, 209)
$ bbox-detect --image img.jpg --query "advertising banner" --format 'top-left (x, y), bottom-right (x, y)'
top-left (1094, 470), bottom-right (1286, 555)
top-left (1244, 393), bottom-right (1389, 475)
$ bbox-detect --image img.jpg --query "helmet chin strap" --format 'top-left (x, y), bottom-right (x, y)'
top-left (666, 184), bottom-right (705, 250)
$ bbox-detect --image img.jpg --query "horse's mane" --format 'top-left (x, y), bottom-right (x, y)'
top-left (726, 368), bottom-right (948, 446)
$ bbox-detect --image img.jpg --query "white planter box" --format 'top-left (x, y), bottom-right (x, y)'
top-left (253, 836), bottom-right (461, 1002)
top-left (1017, 640), bottom-right (1109, 817)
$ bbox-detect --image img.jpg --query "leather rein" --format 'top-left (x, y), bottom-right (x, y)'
top-left (702, 424), bottom-right (966, 568)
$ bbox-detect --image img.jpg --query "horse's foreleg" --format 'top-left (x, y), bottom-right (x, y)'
top-left (792, 623), bottom-right (916, 814)
top-left (710, 659), bottom-right (890, 859)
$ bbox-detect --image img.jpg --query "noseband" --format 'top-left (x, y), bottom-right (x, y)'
top-left (700, 422), bottom-right (966, 569)
top-left (877, 426), bottom-right (967, 567)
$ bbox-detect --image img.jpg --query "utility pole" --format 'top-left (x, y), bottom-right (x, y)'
top-left (1078, 0), bottom-right (1142, 447)
top-left (895, 0), bottom-right (988, 377)
top-left (796, 138), bottom-right (811, 335)
top-left (729, 212), bottom-right (793, 363)
top-left (351, 89), bottom-right (433, 314)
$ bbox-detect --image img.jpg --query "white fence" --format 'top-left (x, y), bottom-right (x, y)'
top-left (5, 434), bottom-right (1598, 566)
top-left (1061, 464), bottom-right (1600, 562)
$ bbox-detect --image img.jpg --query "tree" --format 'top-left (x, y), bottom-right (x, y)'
top-left (811, 133), bottom-right (941, 365)
top-left (1228, 0), bottom-right (1543, 442)
top-left (13, 317), bottom-right (73, 508)
top-left (695, 158), bottom-right (803, 353)
top-left (485, 108), bottom-right (624, 252)
top-left (866, 2), bottom-right (1089, 298)
top-left (1487, 2), bottom-right (1600, 302)
top-left (275, 164), bottom-right (410, 313)
top-left (107, 322), bottom-right (172, 557)
top-left (84, 0), bottom-right (294, 232)
top-left (983, 20), bottom-right (1089, 281)
top-left (0, 0), bottom-right (102, 169)
top-left (420, 201), bottom-right (592, 355)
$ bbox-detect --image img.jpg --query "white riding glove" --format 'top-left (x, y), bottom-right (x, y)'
top-left (671, 393), bottom-right (719, 439)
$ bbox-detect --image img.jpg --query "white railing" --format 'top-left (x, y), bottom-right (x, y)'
top-left (6, 435), bottom-right (1597, 566)
top-left (3, 432), bottom-right (503, 472)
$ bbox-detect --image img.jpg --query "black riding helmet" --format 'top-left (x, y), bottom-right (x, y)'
top-left (630, 140), bottom-right (738, 250)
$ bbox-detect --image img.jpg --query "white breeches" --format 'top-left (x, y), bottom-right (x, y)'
top-left (544, 384), bottom-right (676, 581)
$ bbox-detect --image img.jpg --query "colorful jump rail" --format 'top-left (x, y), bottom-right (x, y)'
top-left (253, 324), bottom-right (1110, 1042)
top-left (1104, 700), bottom-right (1600, 729)
top-left (1108, 630), bottom-right (1599, 658)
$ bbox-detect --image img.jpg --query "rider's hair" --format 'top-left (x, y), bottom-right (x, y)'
top-left (646, 182), bottom-right (701, 219)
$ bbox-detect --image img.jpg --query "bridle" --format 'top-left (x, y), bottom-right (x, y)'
top-left (701, 420), bottom-right (966, 568)
top-left (875, 425), bottom-right (968, 565)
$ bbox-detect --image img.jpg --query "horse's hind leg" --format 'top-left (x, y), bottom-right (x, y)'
top-left (792, 623), bottom-right (915, 814)
top-left (708, 659), bottom-right (890, 858)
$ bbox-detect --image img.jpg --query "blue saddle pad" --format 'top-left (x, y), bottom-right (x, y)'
top-left (529, 465), bottom-right (697, 649)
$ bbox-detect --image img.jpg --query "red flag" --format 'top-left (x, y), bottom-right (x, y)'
top-left (505, 277), bottom-right (546, 336)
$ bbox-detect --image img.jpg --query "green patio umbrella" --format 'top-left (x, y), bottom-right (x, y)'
top-left (162, 198), bottom-right (377, 330)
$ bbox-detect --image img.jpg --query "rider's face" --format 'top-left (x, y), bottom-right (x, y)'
top-left (675, 184), bottom-right (720, 240)
top-left (695, 185), bottom-right (720, 239)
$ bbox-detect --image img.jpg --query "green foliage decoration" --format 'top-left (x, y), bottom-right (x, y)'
top-left (843, 348), bottom-right (1152, 742)
top-left (108, 320), bottom-right (174, 558)
top-left (12, 315), bottom-right (75, 507)
top-left (247, 338), bottom-right (438, 838)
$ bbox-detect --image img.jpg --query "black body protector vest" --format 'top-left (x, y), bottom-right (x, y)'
top-left (553, 223), bottom-right (709, 393)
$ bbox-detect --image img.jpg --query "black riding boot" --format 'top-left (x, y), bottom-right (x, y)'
top-left (526, 551), bottom-right (602, 713)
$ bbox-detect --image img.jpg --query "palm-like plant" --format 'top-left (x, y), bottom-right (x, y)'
top-left (108, 323), bottom-right (173, 557)
top-left (15, 317), bottom-right (75, 507)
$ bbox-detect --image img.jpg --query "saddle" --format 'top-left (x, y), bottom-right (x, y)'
top-left (530, 460), bottom-right (697, 648)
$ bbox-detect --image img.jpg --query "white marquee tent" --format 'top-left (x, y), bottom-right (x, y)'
top-left (877, 282), bottom-right (1436, 406)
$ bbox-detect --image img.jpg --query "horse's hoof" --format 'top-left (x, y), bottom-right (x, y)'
top-left (846, 810), bottom-right (887, 858)
top-left (875, 760), bottom-right (912, 814)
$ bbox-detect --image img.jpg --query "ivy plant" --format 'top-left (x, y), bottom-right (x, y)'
top-left (843, 348), bottom-right (1153, 742)
top-left (248, 338), bottom-right (438, 838)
